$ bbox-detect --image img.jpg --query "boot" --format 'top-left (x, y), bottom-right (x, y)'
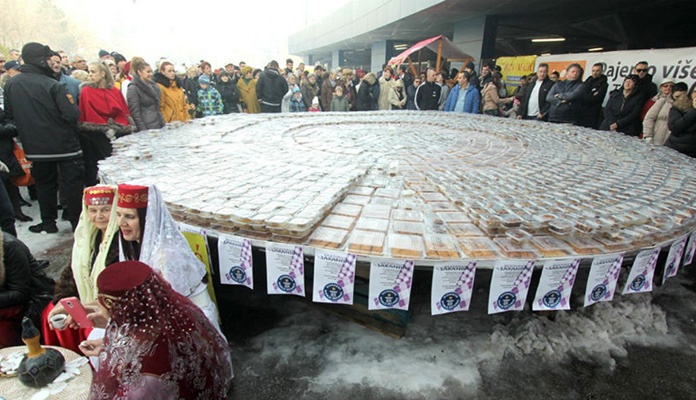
top-left (13, 207), bottom-right (33, 222)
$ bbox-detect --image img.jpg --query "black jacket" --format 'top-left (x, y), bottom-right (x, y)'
top-left (356, 73), bottom-right (377, 111)
top-left (0, 108), bottom-right (22, 179)
top-left (519, 78), bottom-right (554, 120)
top-left (415, 81), bottom-right (441, 110)
top-left (599, 89), bottom-right (644, 137)
top-left (577, 75), bottom-right (608, 129)
top-left (666, 96), bottom-right (696, 158)
top-left (546, 79), bottom-right (585, 124)
top-left (4, 64), bottom-right (82, 161)
top-left (256, 68), bottom-right (288, 106)
top-left (0, 232), bottom-right (32, 308)
top-left (636, 74), bottom-right (658, 104)
top-left (217, 80), bottom-right (241, 114)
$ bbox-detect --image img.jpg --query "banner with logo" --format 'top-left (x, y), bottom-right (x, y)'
top-left (313, 249), bottom-right (356, 305)
top-left (623, 247), bottom-right (661, 295)
top-left (266, 243), bottom-right (305, 297)
top-left (431, 261), bottom-right (477, 315)
top-left (488, 260), bottom-right (535, 314)
top-left (662, 235), bottom-right (688, 285)
top-left (496, 55), bottom-right (538, 96)
top-left (368, 258), bottom-right (414, 311)
top-left (532, 258), bottom-right (580, 311)
top-left (683, 230), bottom-right (696, 266)
top-left (217, 234), bottom-right (254, 289)
top-left (584, 253), bottom-right (624, 307)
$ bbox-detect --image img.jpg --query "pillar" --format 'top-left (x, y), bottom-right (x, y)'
top-left (370, 40), bottom-right (394, 74)
top-left (332, 50), bottom-right (345, 69)
top-left (452, 15), bottom-right (498, 71)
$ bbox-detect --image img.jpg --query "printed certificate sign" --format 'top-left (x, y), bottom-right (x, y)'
top-left (623, 247), bottom-right (661, 295)
top-left (683, 230), bottom-right (696, 266)
top-left (217, 234), bottom-right (254, 289)
top-left (368, 258), bottom-right (414, 311)
top-left (662, 235), bottom-right (688, 285)
top-left (532, 258), bottom-right (580, 311)
top-left (584, 253), bottom-right (624, 307)
top-left (266, 243), bottom-right (305, 297)
top-left (313, 249), bottom-right (356, 305)
top-left (431, 261), bottom-right (477, 315)
top-left (488, 260), bottom-right (535, 314)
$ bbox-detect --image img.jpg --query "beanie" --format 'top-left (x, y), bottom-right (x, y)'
top-left (198, 74), bottom-right (211, 85)
top-left (673, 82), bottom-right (688, 93)
top-left (98, 49), bottom-right (110, 58)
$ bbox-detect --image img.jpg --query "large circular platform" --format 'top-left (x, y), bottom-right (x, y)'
top-left (100, 111), bottom-right (696, 261)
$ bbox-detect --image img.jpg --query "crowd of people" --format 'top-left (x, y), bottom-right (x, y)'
top-left (1, 39), bottom-right (696, 398)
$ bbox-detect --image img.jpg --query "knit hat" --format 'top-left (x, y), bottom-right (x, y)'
top-left (21, 42), bottom-right (54, 69)
top-left (673, 82), bottom-right (688, 93)
top-left (84, 186), bottom-right (116, 206)
top-left (241, 66), bottom-right (253, 76)
top-left (117, 184), bottom-right (148, 208)
top-left (98, 49), bottom-right (110, 58)
top-left (198, 74), bottom-right (211, 85)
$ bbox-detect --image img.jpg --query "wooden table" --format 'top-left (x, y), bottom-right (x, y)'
top-left (0, 345), bottom-right (92, 400)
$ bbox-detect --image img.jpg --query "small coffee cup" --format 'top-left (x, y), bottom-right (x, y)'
top-left (50, 314), bottom-right (68, 329)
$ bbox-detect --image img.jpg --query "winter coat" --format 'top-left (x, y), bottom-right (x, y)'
top-left (378, 76), bottom-right (396, 110)
top-left (256, 68), bottom-right (288, 107)
top-left (301, 81), bottom-right (320, 110)
top-left (216, 80), bottom-right (241, 114)
top-left (237, 78), bottom-right (260, 114)
top-left (182, 76), bottom-right (200, 108)
top-left (330, 95), bottom-right (349, 112)
top-left (289, 88), bottom-right (306, 112)
top-left (4, 64), bottom-right (82, 161)
top-left (281, 84), bottom-right (298, 113)
top-left (356, 73), bottom-right (377, 111)
top-left (481, 82), bottom-right (512, 113)
top-left (635, 74), bottom-right (658, 104)
top-left (154, 73), bottom-right (191, 122)
top-left (321, 78), bottom-right (337, 111)
top-left (438, 83), bottom-right (451, 111)
top-left (127, 74), bottom-right (165, 132)
top-left (388, 86), bottom-right (406, 110)
top-left (444, 84), bottom-right (480, 114)
top-left (406, 84), bottom-right (417, 110)
top-left (599, 89), bottom-right (644, 137)
top-left (78, 85), bottom-right (134, 162)
top-left (196, 87), bottom-right (224, 117)
top-left (666, 95), bottom-right (696, 158)
top-left (0, 108), bottom-right (22, 179)
top-left (577, 75), bottom-right (608, 129)
top-left (643, 96), bottom-right (673, 145)
top-left (415, 81), bottom-right (441, 110)
top-left (546, 79), bottom-right (585, 124)
top-left (519, 78), bottom-right (554, 120)
top-left (0, 232), bottom-right (31, 308)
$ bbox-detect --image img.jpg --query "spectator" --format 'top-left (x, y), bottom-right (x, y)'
top-left (397, 65), bottom-right (414, 93)
top-left (127, 57), bottom-right (165, 131)
top-left (301, 73), bottom-right (320, 110)
top-left (182, 66), bottom-right (200, 116)
top-left (216, 71), bottom-right (241, 114)
top-left (444, 71), bottom-right (480, 114)
top-left (256, 60), bottom-right (288, 113)
top-left (102, 59), bottom-right (118, 88)
top-left (321, 69), bottom-right (339, 111)
top-left (463, 61), bottom-right (480, 91)
top-left (307, 96), bottom-right (321, 112)
top-left (550, 70), bottom-right (560, 82)
top-left (118, 61), bottom-right (133, 105)
top-left (223, 63), bottom-right (239, 84)
top-left (199, 61), bottom-right (217, 86)
top-left (644, 81), bottom-right (682, 146)
top-left (0, 173), bottom-right (15, 236)
top-left (284, 58), bottom-right (294, 76)
top-left (356, 72), bottom-right (378, 111)
top-left (237, 66), bottom-right (260, 114)
top-left (633, 61), bottom-right (658, 104)
top-left (289, 87), bottom-right (306, 112)
top-left (8, 49), bottom-right (20, 61)
top-left (479, 62), bottom-right (493, 90)
top-left (599, 74), bottom-right (644, 137)
top-left (330, 85), bottom-right (349, 112)
top-left (196, 74), bottom-right (224, 117)
top-left (43, 185), bottom-right (119, 353)
top-left (154, 61), bottom-right (191, 122)
top-left (4, 42), bottom-right (85, 233)
top-left (436, 71), bottom-right (450, 111)
top-left (577, 63), bottom-right (609, 129)
top-left (389, 79), bottom-right (406, 110)
top-left (0, 106), bottom-right (29, 225)
top-left (665, 83), bottom-right (696, 157)
top-left (518, 63), bottom-right (554, 121)
top-left (482, 72), bottom-right (512, 116)
top-left (70, 69), bottom-right (89, 84)
top-left (495, 65), bottom-right (507, 98)
top-left (296, 62), bottom-right (305, 77)
top-left (378, 67), bottom-right (396, 111)
top-left (641, 78), bottom-right (674, 122)
top-left (57, 51), bottom-right (71, 74)
top-left (341, 70), bottom-right (357, 111)
top-left (415, 68), bottom-right (441, 110)
top-left (405, 77), bottom-right (419, 110)
top-left (253, 69), bottom-right (262, 80)
top-left (50, 53), bottom-right (80, 106)
top-left (88, 260), bottom-right (232, 399)
top-left (281, 73), bottom-right (299, 113)
top-left (71, 55), bottom-right (87, 72)
top-left (78, 62), bottom-right (133, 186)
top-left (546, 63), bottom-right (585, 124)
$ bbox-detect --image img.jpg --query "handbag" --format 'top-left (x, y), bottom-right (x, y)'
top-left (10, 140), bottom-right (34, 186)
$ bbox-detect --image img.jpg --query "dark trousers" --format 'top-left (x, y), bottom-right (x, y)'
top-left (260, 103), bottom-right (281, 113)
top-left (0, 178), bottom-right (16, 236)
top-left (31, 157), bottom-right (85, 229)
top-left (79, 133), bottom-right (112, 187)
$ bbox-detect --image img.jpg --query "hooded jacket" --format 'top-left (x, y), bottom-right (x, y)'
top-left (127, 74), bottom-right (165, 131)
top-left (154, 72), bottom-right (191, 122)
top-left (256, 68), bottom-right (288, 107)
top-left (4, 55), bottom-right (82, 161)
top-left (666, 94), bottom-right (696, 158)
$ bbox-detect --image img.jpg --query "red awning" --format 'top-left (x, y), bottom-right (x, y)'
top-left (388, 35), bottom-right (474, 65)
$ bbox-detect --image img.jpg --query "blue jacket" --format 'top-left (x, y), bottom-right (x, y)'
top-left (444, 84), bottom-right (480, 113)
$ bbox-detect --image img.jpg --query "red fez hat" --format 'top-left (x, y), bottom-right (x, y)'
top-left (117, 184), bottom-right (149, 208)
top-left (84, 185), bottom-right (116, 206)
top-left (97, 260), bottom-right (152, 298)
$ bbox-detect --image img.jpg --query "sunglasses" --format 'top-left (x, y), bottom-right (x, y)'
top-left (635, 68), bottom-right (647, 73)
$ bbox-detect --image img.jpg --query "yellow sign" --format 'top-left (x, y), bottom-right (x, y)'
top-left (182, 229), bottom-right (220, 315)
top-left (496, 56), bottom-right (538, 96)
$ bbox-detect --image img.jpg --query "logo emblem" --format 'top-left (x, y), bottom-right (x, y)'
top-left (542, 290), bottom-right (562, 308)
top-left (590, 284), bottom-right (607, 301)
top-left (497, 291), bottom-right (516, 310)
top-left (229, 266), bottom-right (246, 283)
top-left (378, 289), bottom-right (399, 307)
top-left (440, 292), bottom-right (461, 311)
top-left (323, 283), bottom-right (344, 301)
top-left (277, 275), bottom-right (296, 292)
top-left (630, 274), bottom-right (646, 291)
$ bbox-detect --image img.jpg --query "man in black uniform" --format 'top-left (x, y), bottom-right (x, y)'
top-left (415, 68), bottom-right (441, 111)
top-left (4, 42), bottom-right (84, 233)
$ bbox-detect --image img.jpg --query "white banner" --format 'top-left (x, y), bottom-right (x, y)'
top-left (312, 249), bottom-right (356, 305)
top-left (683, 230), bottom-right (696, 266)
top-left (584, 253), bottom-right (624, 307)
top-left (623, 247), bottom-right (661, 295)
top-left (266, 243), bottom-right (305, 297)
top-left (218, 234), bottom-right (254, 289)
top-left (488, 260), bottom-right (535, 314)
top-left (368, 258), bottom-right (414, 311)
top-left (431, 261), bottom-right (477, 315)
top-left (532, 258), bottom-right (580, 311)
top-left (662, 235), bottom-right (688, 285)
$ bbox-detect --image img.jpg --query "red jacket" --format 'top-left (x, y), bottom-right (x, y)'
top-left (79, 86), bottom-right (131, 125)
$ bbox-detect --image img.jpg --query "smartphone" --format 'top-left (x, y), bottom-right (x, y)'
top-left (59, 297), bottom-right (94, 328)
